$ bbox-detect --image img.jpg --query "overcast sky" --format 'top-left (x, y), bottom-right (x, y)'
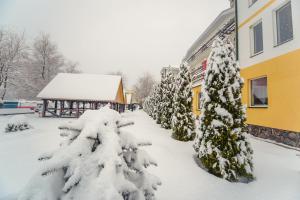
top-left (0, 0), bottom-right (229, 87)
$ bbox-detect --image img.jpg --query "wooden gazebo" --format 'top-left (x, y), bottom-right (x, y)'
top-left (37, 73), bottom-right (125, 118)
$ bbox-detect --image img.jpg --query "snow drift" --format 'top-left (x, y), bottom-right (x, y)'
top-left (18, 106), bottom-right (161, 200)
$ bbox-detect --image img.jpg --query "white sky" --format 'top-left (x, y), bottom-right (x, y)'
top-left (0, 0), bottom-right (229, 87)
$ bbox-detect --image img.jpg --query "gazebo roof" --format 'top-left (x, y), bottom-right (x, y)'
top-left (37, 73), bottom-right (123, 102)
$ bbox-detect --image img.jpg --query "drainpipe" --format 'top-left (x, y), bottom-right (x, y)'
top-left (235, 0), bottom-right (239, 61)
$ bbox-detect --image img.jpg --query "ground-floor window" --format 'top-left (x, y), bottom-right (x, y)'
top-left (197, 92), bottom-right (202, 110)
top-left (250, 76), bottom-right (268, 107)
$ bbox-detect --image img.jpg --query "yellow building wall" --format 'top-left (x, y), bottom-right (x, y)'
top-left (241, 49), bottom-right (300, 132)
top-left (192, 86), bottom-right (201, 117)
top-left (192, 49), bottom-right (300, 132)
top-left (115, 81), bottom-right (125, 104)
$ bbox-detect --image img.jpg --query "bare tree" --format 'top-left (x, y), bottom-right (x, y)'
top-left (0, 29), bottom-right (27, 100)
top-left (134, 72), bottom-right (156, 104)
top-left (27, 33), bottom-right (64, 97)
top-left (61, 60), bottom-right (81, 73)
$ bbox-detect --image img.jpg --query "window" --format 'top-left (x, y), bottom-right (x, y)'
top-left (275, 1), bottom-right (293, 45)
top-left (250, 21), bottom-right (263, 56)
top-left (250, 77), bottom-right (268, 107)
top-left (197, 92), bottom-right (202, 110)
top-left (249, 0), bottom-right (258, 7)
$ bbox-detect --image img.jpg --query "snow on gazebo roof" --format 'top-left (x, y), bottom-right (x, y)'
top-left (37, 73), bottom-right (123, 102)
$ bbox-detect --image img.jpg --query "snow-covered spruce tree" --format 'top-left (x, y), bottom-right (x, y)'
top-left (193, 37), bottom-right (254, 182)
top-left (171, 62), bottom-right (195, 141)
top-left (154, 81), bottom-right (163, 125)
top-left (160, 68), bottom-right (175, 129)
top-left (19, 106), bottom-right (161, 200)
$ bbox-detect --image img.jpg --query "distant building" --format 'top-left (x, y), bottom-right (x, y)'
top-left (183, 1), bottom-right (235, 116)
top-left (37, 73), bottom-right (125, 117)
top-left (124, 90), bottom-right (139, 111)
top-left (160, 66), bottom-right (179, 79)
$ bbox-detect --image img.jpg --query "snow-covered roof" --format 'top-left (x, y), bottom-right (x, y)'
top-left (37, 73), bottom-right (123, 102)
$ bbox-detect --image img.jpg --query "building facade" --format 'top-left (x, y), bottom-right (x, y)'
top-left (184, 0), bottom-right (300, 147)
top-left (237, 0), bottom-right (300, 146)
top-left (160, 66), bottom-right (179, 79)
top-left (183, 3), bottom-right (235, 116)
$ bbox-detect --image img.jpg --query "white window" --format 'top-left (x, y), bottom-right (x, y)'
top-left (250, 77), bottom-right (268, 107)
top-left (250, 20), bottom-right (263, 56)
top-left (249, 0), bottom-right (258, 7)
top-left (275, 1), bottom-right (293, 45)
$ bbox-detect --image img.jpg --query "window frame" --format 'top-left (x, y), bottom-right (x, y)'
top-left (249, 20), bottom-right (264, 57)
top-left (249, 76), bottom-right (268, 108)
top-left (197, 92), bottom-right (202, 110)
top-left (248, 0), bottom-right (258, 7)
top-left (273, 0), bottom-right (294, 47)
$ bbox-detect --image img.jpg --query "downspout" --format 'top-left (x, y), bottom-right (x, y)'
top-left (235, 0), bottom-right (239, 61)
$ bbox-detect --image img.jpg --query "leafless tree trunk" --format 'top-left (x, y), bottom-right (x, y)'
top-left (0, 29), bottom-right (27, 100)
top-left (134, 72), bottom-right (156, 104)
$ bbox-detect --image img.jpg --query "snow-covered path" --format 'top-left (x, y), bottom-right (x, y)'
top-left (124, 111), bottom-right (300, 200)
top-left (0, 111), bottom-right (299, 200)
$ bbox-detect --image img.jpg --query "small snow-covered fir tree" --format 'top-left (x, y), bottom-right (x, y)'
top-left (143, 84), bottom-right (159, 120)
top-left (19, 106), bottom-right (161, 200)
top-left (194, 37), bottom-right (254, 182)
top-left (155, 80), bottom-right (163, 125)
top-left (171, 62), bottom-right (195, 141)
top-left (5, 115), bottom-right (31, 133)
top-left (160, 68), bottom-right (175, 129)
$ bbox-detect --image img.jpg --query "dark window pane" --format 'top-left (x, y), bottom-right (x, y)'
top-left (251, 77), bottom-right (268, 106)
top-left (253, 22), bottom-right (263, 54)
top-left (276, 2), bottom-right (293, 44)
top-left (198, 92), bottom-right (202, 110)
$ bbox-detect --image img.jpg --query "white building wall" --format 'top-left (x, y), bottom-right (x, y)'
top-left (238, 0), bottom-right (300, 68)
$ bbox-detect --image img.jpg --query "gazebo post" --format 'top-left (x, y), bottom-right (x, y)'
top-left (70, 101), bottom-right (73, 116)
top-left (54, 100), bottom-right (58, 114)
top-left (42, 99), bottom-right (47, 117)
top-left (60, 100), bottom-right (64, 117)
top-left (76, 101), bottom-right (80, 118)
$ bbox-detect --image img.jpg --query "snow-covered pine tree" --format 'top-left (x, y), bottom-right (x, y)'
top-left (171, 62), bottom-right (195, 141)
top-left (193, 37), bottom-right (254, 182)
top-left (19, 106), bottom-right (161, 200)
top-left (160, 68), bottom-right (175, 129)
top-left (143, 84), bottom-right (158, 120)
top-left (155, 80), bottom-right (163, 125)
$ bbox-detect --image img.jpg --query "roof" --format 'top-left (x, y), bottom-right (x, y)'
top-left (183, 7), bottom-right (234, 61)
top-left (37, 73), bottom-right (123, 102)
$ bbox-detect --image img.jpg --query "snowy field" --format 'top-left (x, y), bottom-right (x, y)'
top-left (0, 111), bottom-right (300, 200)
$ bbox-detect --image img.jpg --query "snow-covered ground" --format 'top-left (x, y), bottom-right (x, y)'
top-left (0, 111), bottom-right (300, 200)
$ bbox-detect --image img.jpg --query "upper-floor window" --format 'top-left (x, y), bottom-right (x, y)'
top-left (249, 0), bottom-right (258, 7)
top-left (250, 20), bottom-right (263, 56)
top-left (275, 1), bottom-right (293, 45)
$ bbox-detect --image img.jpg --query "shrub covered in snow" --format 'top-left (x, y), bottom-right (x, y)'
top-left (5, 115), bottom-right (31, 133)
top-left (160, 67), bottom-right (176, 129)
top-left (143, 84), bottom-right (159, 120)
top-left (171, 62), bottom-right (195, 141)
top-left (193, 37), bottom-right (254, 182)
top-left (19, 106), bottom-right (161, 200)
